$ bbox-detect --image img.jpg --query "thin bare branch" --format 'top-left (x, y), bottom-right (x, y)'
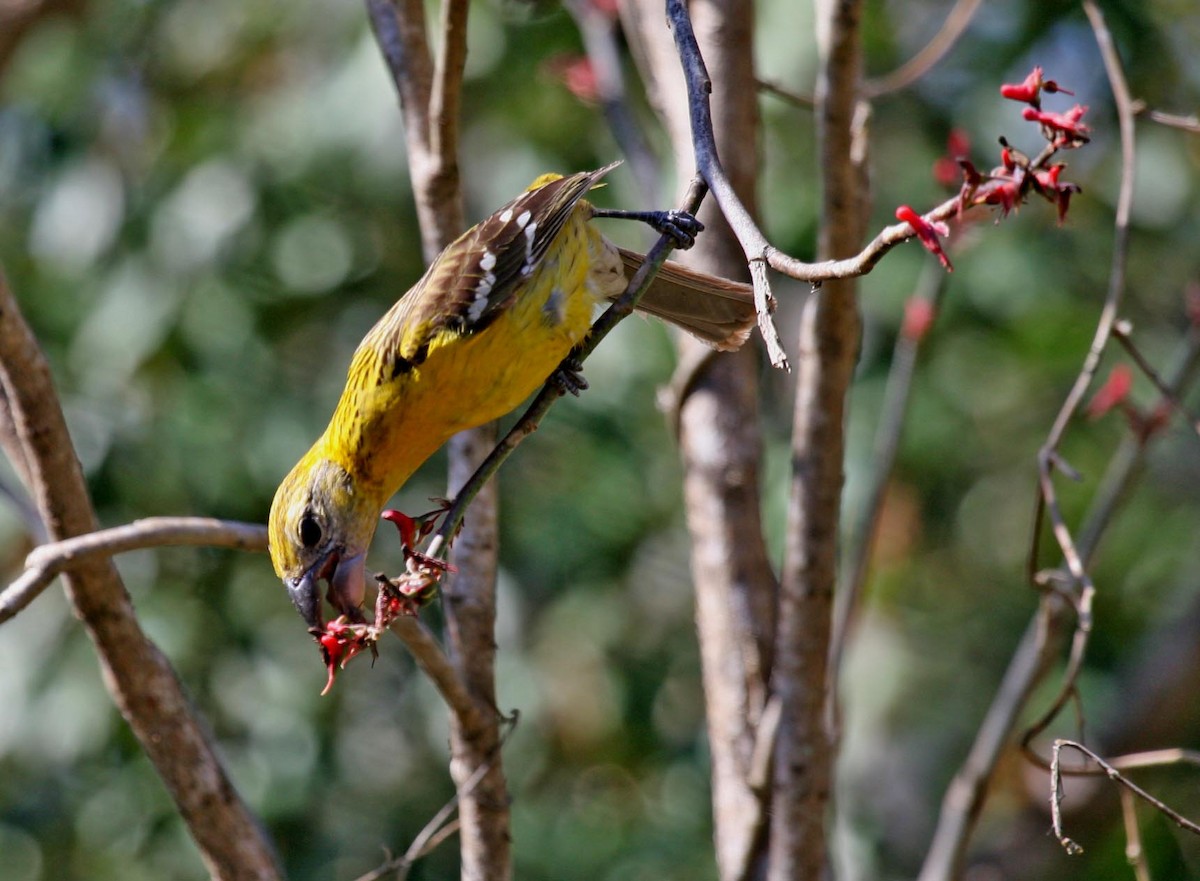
top-left (1052, 739), bottom-right (1200, 849)
top-left (1022, 0), bottom-right (1137, 750)
top-left (664, 0), bottom-right (789, 369)
top-left (920, 11), bottom-right (1146, 877)
top-left (756, 77), bottom-right (814, 109)
top-left (2, 517), bottom-right (267, 624)
top-left (1147, 109), bottom-right (1200, 134)
top-left (863, 0), bottom-right (984, 97)
top-left (354, 718), bottom-right (516, 881)
top-left (1112, 321), bottom-right (1200, 438)
top-left (0, 270), bottom-right (282, 880)
top-left (1120, 788), bottom-right (1152, 881)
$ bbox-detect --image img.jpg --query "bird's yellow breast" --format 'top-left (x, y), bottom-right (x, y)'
top-left (319, 210), bottom-right (603, 500)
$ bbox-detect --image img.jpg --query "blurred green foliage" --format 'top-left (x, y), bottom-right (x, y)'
top-left (2, 0), bottom-right (1200, 879)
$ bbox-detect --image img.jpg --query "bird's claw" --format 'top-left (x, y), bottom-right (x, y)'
top-left (648, 210), bottom-right (703, 249)
top-left (551, 356), bottom-right (588, 397)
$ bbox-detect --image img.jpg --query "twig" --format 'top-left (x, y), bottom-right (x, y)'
top-left (1, 517), bottom-right (267, 624)
top-left (756, 77), bottom-right (814, 109)
top-left (1022, 0), bottom-right (1137, 749)
top-left (1051, 739), bottom-right (1200, 851)
top-left (664, 0), bottom-right (788, 369)
top-left (1147, 109), bottom-right (1200, 134)
top-left (423, 177), bottom-right (708, 561)
top-left (1112, 321), bottom-right (1200, 438)
top-left (917, 324), bottom-right (1200, 881)
top-left (565, 0), bottom-right (660, 198)
top-left (353, 714), bottom-right (517, 881)
top-left (863, 0), bottom-right (984, 97)
top-left (769, 0), bottom-right (866, 877)
top-left (1120, 787), bottom-right (1152, 881)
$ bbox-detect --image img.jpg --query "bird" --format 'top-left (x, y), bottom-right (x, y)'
top-left (268, 162), bottom-right (757, 634)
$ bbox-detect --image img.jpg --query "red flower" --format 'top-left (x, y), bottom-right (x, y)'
top-left (1032, 163), bottom-right (1082, 224)
top-left (980, 174), bottom-right (1025, 218)
top-left (1023, 105), bottom-right (1090, 144)
top-left (1087, 364), bottom-right (1133, 419)
top-left (1000, 66), bottom-right (1074, 107)
top-left (934, 129), bottom-right (972, 186)
top-left (895, 205), bottom-right (953, 272)
top-left (545, 54), bottom-right (600, 104)
top-left (317, 618), bottom-right (369, 695)
top-left (902, 297), bottom-right (937, 342)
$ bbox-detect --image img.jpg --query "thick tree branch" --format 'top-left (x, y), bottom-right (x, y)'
top-left (0, 271), bottom-right (282, 881)
top-left (769, 1), bottom-right (865, 878)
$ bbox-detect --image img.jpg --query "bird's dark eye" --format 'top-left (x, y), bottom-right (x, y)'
top-left (298, 514), bottom-right (322, 549)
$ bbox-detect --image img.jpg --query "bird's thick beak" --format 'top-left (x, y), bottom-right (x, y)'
top-left (286, 549), bottom-right (367, 634)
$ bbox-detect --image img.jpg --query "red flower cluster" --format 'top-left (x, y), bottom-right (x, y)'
top-left (904, 66), bottom-right (1087, 274)
top-left (311, 506), bottom-right (456, 694)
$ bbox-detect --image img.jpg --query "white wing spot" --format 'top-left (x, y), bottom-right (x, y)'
top-left (498, 208), bottom-right (513, 224)
top-left (479, 250), bottom-right (497, 272)
top-left (467, 278), bottom-right (492, 322)
top-left (515, 210), bottom-right (531, 229)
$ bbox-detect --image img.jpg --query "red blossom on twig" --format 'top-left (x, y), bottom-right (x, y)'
top-left (895, 205), bottom-right (953, 272)
top-left (1087, 364), bottom-right (1133, 419)
top-left (934, 129), bottom-right (972, 186)
top-left (1032, 164), bottom-right (1082, 224)
top-left (1023, 105), bottom-right (1091, 145)
top-left (1000, 66), bottom-right (1074, 108)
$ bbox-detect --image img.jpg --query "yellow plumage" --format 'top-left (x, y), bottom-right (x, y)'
top-left (268, 164), bottom-right (756, 631)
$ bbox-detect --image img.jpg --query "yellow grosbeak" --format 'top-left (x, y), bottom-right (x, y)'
top-left (268, 162), bottom-right (755, 631)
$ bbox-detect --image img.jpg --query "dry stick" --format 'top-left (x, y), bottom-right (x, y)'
top-left (1, 517), bottom-right (267, 623)
top-left (759, 0), bottom-right (983, 109)
top-left (862, 0), bottom-right (984, 97)
top-left (623, 3), bottom-right (776, 878)
top-left (1147, 109), bottom-right (1200, 134)
top-left (424, 178), bottom-right (708, 560)
top-left (1051, 739), bottom-right (1200, 853)
top-left (0, 272), bottom-right (283, 881)
top-left (564, 0), bottom-right (660, 199)
top-left (1112, 321), bottom-right (1200, 438)
top-left (829, 263), bottom-right (948, 724)
top-left (663, 0), bottom-right (788, 370)
top-left (1022, 0), bottom-right (1137, 751)
top-left (1120, 787), bottom-right (1152, 881)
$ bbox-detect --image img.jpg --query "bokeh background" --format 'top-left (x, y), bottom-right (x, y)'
top-left (2, 0), bottom-right (1200, 878)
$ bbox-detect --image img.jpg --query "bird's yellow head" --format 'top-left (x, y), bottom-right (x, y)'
top-left (268, 452), bottom-right (380, 633)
